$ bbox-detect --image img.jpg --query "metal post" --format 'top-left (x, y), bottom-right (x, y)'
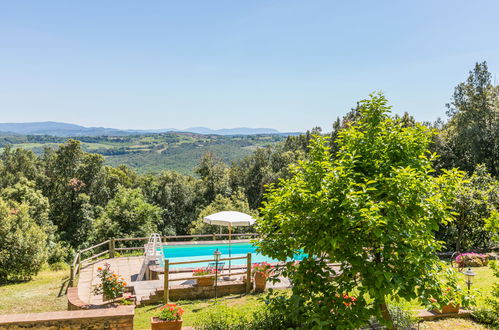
top-left (215, 258), bottom-right (219, 299)
top-left (229, 225), bottom-right (232, 277)
top-left (246, 252), bottom-right (252, 293)
top-left (163, 259), bottom-right (169, 303)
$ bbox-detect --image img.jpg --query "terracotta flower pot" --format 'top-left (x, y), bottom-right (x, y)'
top-left (151, 317), bottom-right (182, 330)
top-left (432, 303), bottom-right (460, 314)
top-left (254, 272), bottom-right (267, 292)
top-left (196, 277), bottom-right (214, 287)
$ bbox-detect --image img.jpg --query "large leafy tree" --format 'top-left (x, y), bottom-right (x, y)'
top-left (93, 186), bottom-right (161, 242)
top-left (0, 198), bottom-right (48, 282)
top-left (436, 61), bottom-right (499, 177)
top-left (257, 94), bottom-right (461, 328)
top-left (437, 164), bottom-right (499, 252)
top-left (142, 171), bottom-right (200, 235)
top-left (190, 190), bottom-right (256, 235)
top-left (41, 140), bottom-right (103, 247)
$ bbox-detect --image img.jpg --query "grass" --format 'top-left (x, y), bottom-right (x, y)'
top-left (388, 265), bottom-right (496, 311)
top-left (420, 318), bottom-right (488, 329)
top-left (134, 265), bottom-right (497, 329)
top-left (0, 265), bottom-right (69, 314)
top-left (134, 292), bottom-right (268, 330)
top-left (0, 262), bottom-right (495, 329)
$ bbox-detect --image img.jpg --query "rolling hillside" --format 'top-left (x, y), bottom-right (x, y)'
top-left (0, 132), bottom-right (286, 175)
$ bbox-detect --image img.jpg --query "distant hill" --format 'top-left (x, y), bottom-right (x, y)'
top-left (0, 131), bottom-right (288, 175)
top-left (0, 122), bottom-right (289, 136)
top-left (181, 127), bottom-right (281, 135)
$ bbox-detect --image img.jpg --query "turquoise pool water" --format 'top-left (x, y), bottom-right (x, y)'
top-left (158, 242), bottom-right (305, 268)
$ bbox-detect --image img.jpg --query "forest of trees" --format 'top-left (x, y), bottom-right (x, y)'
top-left (0, 61), bottom-right (497, 282)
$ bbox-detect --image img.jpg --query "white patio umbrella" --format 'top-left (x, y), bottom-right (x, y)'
top-left (203, 211), bottom-right (256, 278)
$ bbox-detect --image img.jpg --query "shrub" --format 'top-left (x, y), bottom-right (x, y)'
top-left (455, 252), bottom-right (488, 267)
top-left (0, 198), bottom-right (48, 282)
top-left (387, 305), bottom-right (417, 329)
top-left (49, 261), bottom-right (68, 271)
top-left (194, 301), bottom-right (250, 330)
top-left (471, 309), bottom-right (499, 328)
top-left (47, 241), bottom-right (71, 264)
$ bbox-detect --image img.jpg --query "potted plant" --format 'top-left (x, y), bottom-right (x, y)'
top-left (192, 267), bottom-right (215, 286)
top-left (252, 262), bottom-right (271, 292)
top-left (426, 266), bottom-right (476, 314)
top-left (151, 303), bottom-right (184, 330)
top-left (92, 263), bottom-right (126, 301)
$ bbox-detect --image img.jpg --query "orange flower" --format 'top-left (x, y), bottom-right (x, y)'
top-left (97, 267), bottom-right (102, 271)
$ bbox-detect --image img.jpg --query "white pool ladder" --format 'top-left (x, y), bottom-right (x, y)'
top-left (137, 233), bottom-right (163, 281)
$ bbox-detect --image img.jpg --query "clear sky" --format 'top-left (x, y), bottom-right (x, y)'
top-left (0, 1), bottom-right (498, 132)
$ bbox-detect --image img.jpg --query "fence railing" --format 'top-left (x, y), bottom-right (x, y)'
top-left (163, 253), bottom-right (252, 302)
top-left (68, 233), bottom-right (258, 287)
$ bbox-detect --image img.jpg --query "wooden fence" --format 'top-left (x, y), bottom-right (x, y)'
top-left (163, 253), bottom-right (252, 302)
top-left (69, 233), bottom-right (258, 287)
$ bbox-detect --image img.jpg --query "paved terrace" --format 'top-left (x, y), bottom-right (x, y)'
top-left (77, 256), bottom-right (293, 306)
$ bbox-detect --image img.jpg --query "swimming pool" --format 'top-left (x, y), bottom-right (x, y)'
top-left (158, 242), bottom-right (305, 268)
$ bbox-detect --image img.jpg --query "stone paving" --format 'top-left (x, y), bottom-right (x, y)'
top-left (77, 256), bottom-right (293, 306)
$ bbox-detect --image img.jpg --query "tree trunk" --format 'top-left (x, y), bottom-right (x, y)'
top-left (378, 299), bottom-right (393, 329)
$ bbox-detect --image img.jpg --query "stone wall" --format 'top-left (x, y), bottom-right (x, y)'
top-left (0, 305), bottom-right (134, 330)
top-left (142, 280), bottom-right (251, 305)
top-left (67, 287), bottom-right (91, 310)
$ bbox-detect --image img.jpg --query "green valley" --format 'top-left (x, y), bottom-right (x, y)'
top-left (0, 132), bottom-right (286, 175)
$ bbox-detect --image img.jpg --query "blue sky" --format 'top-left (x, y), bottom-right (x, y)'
top-left (0, 1), bottom-right (498, 132)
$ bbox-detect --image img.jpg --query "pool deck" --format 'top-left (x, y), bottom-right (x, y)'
top-left (77, 256), bottom-right (293, 306)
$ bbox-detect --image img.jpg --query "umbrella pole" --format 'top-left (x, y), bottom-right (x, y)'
top-left (229, 224), bottom-right (232, 277)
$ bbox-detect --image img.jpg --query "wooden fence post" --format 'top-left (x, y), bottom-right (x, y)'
top-left (69, 265), bottom-right (74, 287)
top-left (246, 252), bottom-right (252, 293)
top-left (164, 259), bottom-right (169, 303)
top-left (109, 238), bottom-right (115, 258)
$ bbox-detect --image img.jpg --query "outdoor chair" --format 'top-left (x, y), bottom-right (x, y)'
top-left (207, 262), bottom-right (225, 272)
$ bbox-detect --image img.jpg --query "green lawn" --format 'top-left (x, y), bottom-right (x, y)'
top-left (0, 266), bottom-right (69, 314)
top-left (134, 265), bottom-right (497, 329)
top-left (134, 293), bottom-right (267, 330)
top-left (0, 263), bottom-right (495, 329)
top-left (387, 265), bottom-right (496, 311)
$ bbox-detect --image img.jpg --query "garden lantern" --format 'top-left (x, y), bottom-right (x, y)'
top-left (463, 267), bottom-right (476, 292)
top-left (213, 249), bottom-right (222, 298)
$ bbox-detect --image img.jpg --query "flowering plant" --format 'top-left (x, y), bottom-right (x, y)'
top-left (92, 263), bottom-right (126, 300)
top-left (339, 294), bottom-right (357, 308)
top-left (192, 267), bottom-right (215, 276)
top-left (455, 252), bottom-right (488, 268)
top-left (252, 262), bottom-right (272, 276)
top-left (157, 303), bottom-right (184, 321)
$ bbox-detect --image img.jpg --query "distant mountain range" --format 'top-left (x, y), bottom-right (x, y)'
top-left (0, 122), bottom-right (293, 137)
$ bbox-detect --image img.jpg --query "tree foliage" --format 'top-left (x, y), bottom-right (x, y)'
top-left (190, 191), bottom-right (256, 235)
top-left (435, 61), bottom-right (499, 177)
top-left (94, 186), bottom-right (161, 241)
top-left (436, 164), bottom-right (499, 252)
top-left (0, 198), bottom-right (48, 282)
top-left (256, 94), bottom-right (462, 328)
